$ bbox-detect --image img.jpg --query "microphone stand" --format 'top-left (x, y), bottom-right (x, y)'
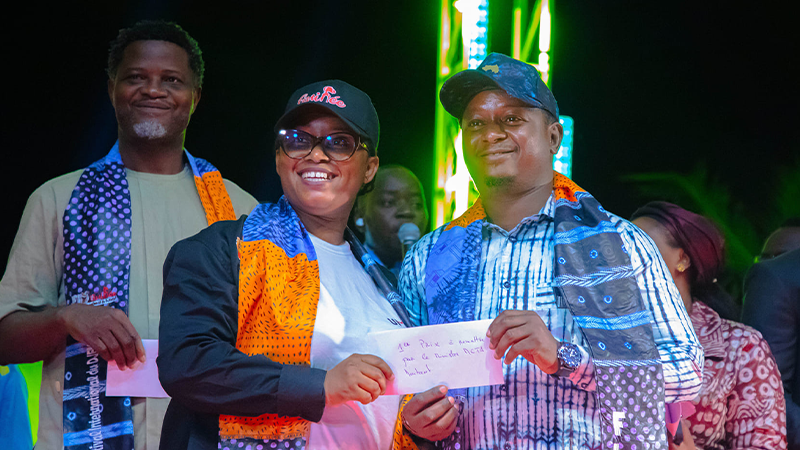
top-left (344, 227), bottom-right (413, 328)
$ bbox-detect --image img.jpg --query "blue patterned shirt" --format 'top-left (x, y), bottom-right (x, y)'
top-left (398, 194), bottom-right (703, 449)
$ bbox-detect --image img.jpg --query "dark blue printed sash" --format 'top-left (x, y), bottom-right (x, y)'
top-left (62, 142), bottom-right (232, 449)
top-left (423, 172), bottom-right (667, 450)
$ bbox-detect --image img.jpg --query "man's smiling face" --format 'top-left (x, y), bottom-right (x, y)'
top-left (108, 40), bottom-right (200, 143)
top-left (461, 89), bottom-right (562, 194)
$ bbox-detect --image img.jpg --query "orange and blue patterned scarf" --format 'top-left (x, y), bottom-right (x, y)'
top-left (424, 172), bottom-right (666, 450)
top-left (220, 198), bottom-right (319, 448)
top-left (62, 142), bottom-right (235, 450)
top-left (223, 198), bottom-right (418, 450)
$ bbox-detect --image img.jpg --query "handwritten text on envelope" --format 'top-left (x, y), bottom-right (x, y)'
top-left (370, 319), bottom-right (503, 395)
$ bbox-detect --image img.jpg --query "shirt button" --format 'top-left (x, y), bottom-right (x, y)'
top-left (509, 236), bottom-right (517, 243)
top-left (502, 281), bottom-right (511, 289)
top-left (504, 443), bottom-right (512, 450)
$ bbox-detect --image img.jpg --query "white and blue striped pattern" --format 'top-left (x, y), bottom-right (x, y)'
top-left (63, 422), bottom-right (135, 447)
top-left (400, 194), bottom-right (703, 450)
top-left (553, 265), bottom-right (638, 287)
top-left (593, 359), bottom-right (662, 368)
top-left (553, 221), bottom-right (619, 245)
top-left (62, 383), bottom-right (106, 402)
top-left (572, 310), bottom-right (652, 331)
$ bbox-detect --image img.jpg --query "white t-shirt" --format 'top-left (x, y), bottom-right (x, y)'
top-left (307, 234), bottom-right (404, 450)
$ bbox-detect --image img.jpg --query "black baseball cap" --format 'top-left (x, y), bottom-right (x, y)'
top-left (440, 53), bottom-right (559, 121)
top-left (275, 80), bottom-right (380, 152)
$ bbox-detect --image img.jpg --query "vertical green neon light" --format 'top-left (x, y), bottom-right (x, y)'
top-left (433, 0), bottom-right (454, 229)
top-left (434, 0), bottom-right (571, 227)
top-left (433, 0), bottom-right (489, 228)
top-left (555, 115), bottom-right (573, 177)
top-left (537, 0), bottom-right (551, 85)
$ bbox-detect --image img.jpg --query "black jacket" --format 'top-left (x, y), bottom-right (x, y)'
top-left (157, 216), bottom-right (326, 449)
top-left (742, 248), bottom-right (800, 449)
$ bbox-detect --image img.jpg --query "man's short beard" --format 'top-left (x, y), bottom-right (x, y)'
top-left (485, 176), bottom-right (513, 188)
top-left (132, 120), bottom-right (167, 140)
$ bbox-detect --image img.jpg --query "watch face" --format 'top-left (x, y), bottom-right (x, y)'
top-left (559, 343), bottom-right (581, 370)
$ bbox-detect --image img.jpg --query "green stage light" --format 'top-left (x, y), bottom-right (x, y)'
top-left (556, 115), bottom-right (574, 177)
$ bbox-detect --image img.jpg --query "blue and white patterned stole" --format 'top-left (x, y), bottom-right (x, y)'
top-left (424, 172), bottom-right (666, 450)
top-left (551, 183), bottom-right (665, 450)
top-left (62, 142), bottom-right (231, 450)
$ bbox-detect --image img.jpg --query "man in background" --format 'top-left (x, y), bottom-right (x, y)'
top-left (0, 20), bottom-right (257, 449)
top-left (353, 165), bottom-right (428, 278)
top-left (743, 244), bottom-right (800, 449)
top-left (758, 218), bottom-right (800, 262)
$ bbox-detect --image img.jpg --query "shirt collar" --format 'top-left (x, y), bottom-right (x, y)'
top-left (482, 191), bottom-right (556, 234)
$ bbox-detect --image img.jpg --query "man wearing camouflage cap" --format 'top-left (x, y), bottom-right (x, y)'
top-left (396, 53), bottom-right (703, 450)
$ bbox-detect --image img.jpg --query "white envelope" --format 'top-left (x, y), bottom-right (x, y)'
top-left (106, 339), bottom-right (169, 398)
top-left (370, 319), bottom-right (504, 395)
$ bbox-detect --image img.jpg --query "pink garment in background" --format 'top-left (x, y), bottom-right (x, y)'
top-left (688, 301), bottom-right (787, 449)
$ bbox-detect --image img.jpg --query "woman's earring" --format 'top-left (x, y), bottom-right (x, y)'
top-left (355, 218), bottom-right (365, 227)
top-left (677, 262), bottom-right (686, 273)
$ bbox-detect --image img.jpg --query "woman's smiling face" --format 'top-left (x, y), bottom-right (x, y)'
top-left (276, 111), bottom-right (378, 222)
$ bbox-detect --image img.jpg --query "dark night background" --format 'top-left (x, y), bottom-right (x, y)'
top-left (1, 1), bottom-right (798, 279)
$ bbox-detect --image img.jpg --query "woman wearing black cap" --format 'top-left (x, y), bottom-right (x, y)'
top-left (631, 202), bottom-right (786, 450)
top-left (156, 80), bottom-right (409, 450)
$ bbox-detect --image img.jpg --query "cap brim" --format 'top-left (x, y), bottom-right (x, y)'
top-left (439, 70), bottom-right (502, 120)
top-left (274, 103), bottom-right (369, 143)
top-left (440, 68), bottom-right (553, 121)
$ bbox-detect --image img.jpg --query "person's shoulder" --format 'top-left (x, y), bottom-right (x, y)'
top-left (222, 178), bottom-right (259, 215)
top-left (746, 248), bottom-right (800, 291)
top-left (415, 224), bottom-right (448, 251)
top-left (722, 319), bottom-right (781, 368)
top-left (605, 210), bottom-right (661, 256)
top-left (190, 214), bottom-right (245, 241)
top-left (176, 215), bottom-right (246, 257)
top-left (401, 224), bottom-right (448, 272)
top-left (221, 177), bottom-right (251, 197)
top-left (29, 169), bottom-right (85, 199)
top-left (758, 248), bottom-right (800, 273)
top-left (21, 169), bottom-right (86, 219)
top-left (717, 316), bottom-right (769, 352)
top-left (606, 211), bottom-right (639, 234)
top-left (719, 317), bottom-right (760, 338)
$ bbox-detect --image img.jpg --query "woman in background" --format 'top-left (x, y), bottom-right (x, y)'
top-left (631, 201), bottom-right (786, 450)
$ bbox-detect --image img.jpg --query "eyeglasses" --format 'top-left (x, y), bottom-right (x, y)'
top-left (277, 129), bottom-right (368, 161)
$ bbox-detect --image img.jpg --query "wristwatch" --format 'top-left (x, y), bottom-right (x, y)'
top-left (552, 342), bottom-right (581, 378)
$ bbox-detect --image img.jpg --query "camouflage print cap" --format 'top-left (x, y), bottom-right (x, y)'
top-left (439, 52), bottom-right (559, 121)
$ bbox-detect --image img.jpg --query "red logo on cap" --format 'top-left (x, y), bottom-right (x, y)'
top-left (297, 86), bottom-right (346, 108)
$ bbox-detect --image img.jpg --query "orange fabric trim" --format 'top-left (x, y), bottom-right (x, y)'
top-left (218, 238), bottom-right (320, 440)
top-left (444, 172), bottom-right (585, 231)
top-left (444, 198), bottom-right (486, 231)
top-left (195, 172), bottom-right (237, 225)
top-left (391, 394), bottom-right (420, 450)
top-left (552, 171), bottom-right (585, 203)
